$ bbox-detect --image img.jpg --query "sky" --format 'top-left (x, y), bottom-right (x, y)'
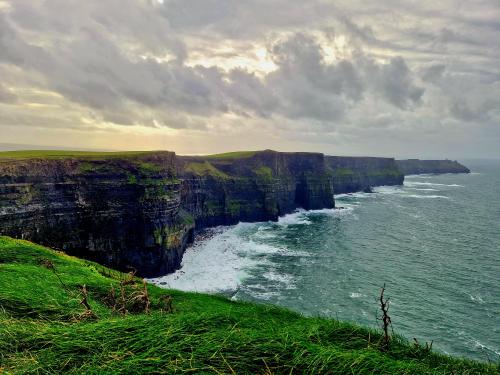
top-left (0, 0), bottom-right (499, 158)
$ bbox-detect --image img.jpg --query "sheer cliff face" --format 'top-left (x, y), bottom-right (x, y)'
top-left (0, 151), bottom-right (334, 276)
top-left (325, 156), bottom-right (404, 194)
top-left (396, 160), bottom-right (470, 175)
top-left (0, 153), bottom-right (194, 277)
top-left (177, 150), bottom-right (334, 228)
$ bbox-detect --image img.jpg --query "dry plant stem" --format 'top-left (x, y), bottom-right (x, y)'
top-left (379, 284), bottom-right (392, 351)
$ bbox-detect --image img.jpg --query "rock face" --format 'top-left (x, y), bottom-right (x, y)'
top-left (177, 150), bottom-right (334, 228)
top-left (325, 156), bottom-right (404, 194)
top-left (3, 150), bottom-right (468, 276)
top-left (0, 152), bottom-right (194, 277)
top-left (396, 159), bottom-right (470, 175)
top-left (0, 150), bottom-right (334, 276)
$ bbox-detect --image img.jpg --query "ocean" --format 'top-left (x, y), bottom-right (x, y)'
top-left (150, 159), bottom-right (500, 362)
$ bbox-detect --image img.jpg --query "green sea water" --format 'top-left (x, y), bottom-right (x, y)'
top-left (151, 160), bottom-right (500, 362)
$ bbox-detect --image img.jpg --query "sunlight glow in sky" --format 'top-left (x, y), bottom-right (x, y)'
top-left (0, 0), bottom-right (499, 157)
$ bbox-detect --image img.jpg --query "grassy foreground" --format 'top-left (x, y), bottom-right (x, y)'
top-left (0, 237), bottom-right (496, 374)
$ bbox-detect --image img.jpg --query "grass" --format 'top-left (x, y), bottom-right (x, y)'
top-left (0, 236), bottom-right (497, 374)
top-left (0, 150), bottom-right (168, 160)
top-left (254, 166), bottom-right (274, 182)
top-left (184, 161), bottom-right (231, 179)
top-left (332, 168), bottom-right (355, 176)
top-left (204, 151), bottom-right (259, 160)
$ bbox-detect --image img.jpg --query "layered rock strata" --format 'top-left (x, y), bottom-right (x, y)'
top-left (326, 156), bottom-right (404, 194)
top-left (396, 159), bottom-right (470, 175)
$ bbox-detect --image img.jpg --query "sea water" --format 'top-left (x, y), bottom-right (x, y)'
top-left (150, 160), bottom-right (500, 362)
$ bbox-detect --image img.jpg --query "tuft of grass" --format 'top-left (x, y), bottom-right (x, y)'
top-left (0, 236), bottom-right (497, 374)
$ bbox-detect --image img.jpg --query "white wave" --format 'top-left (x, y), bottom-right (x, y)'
top-left (235, 283), bottom-right (284, 300)
top-left (350, 292), bottom-right (364, 298)
top-left (276, 207), bottom-right (354, 225)
top-left (403, 194), bottom-right (450, 199)
top-left (243, 290), bottom-right (281, 301)
top-left (405, 174), bottom-right (435, 178)
top-left (335, 192), bottom-right (372, 199)
top-left (252, 228), bottom-right (278, 240)
top-left (262, 271), bottom-right (297, 289)
top-left (405, 181), bottom-right (463, 187)
top-left (277, 209), bottom-right (312, 226)
top-left (306, 206), bottom-right (355, 217)
top-left (468, 294), bottom-right (485, 304)
top-left (472, 340), bottom-right (500, 356)
top-left (406, 187), bottom-right (439, 191)
top-left (149, 219), bottom-right (313, 293)
top-left (373, 186), bottom-right (404, 195)
top-left (149, 225), bottom-right (262, 293)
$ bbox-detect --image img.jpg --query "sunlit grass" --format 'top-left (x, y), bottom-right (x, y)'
top-left (0, 236), bottom-right (497, 374)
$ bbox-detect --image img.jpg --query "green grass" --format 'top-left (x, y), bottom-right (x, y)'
top-left (0, 237), bottom-right (497, 374)
top-left (254, 166), bottom-right (274, 182)
top-left (332, 168), bottom-right (355, 176)
top-left (0, 150), bottom-right (167, 160)
top-left (203, 151), bottom-right (258, 160)
top-left (184, 161), bottom-right (231, 179)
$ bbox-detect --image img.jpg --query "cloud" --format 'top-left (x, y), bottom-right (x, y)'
top-left (422, 64), bottom-right (446, 82)
top-left (0, 84), bottom-right (16, 103)
top-left (0, 0), bottom-right (499, 157)
top-left (364, 56), bottom-right (424, 109)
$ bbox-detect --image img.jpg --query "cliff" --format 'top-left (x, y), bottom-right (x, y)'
top-left (325, 156), bottom-right (404, 194)
top-left (178, 150), bottom-right (334, 228)
top-left (396, 159), bottom-right (470, 175)
top-left (0, 151), bottom-right (195, 277)
top-left (0, 150), bottom-right (334, 276)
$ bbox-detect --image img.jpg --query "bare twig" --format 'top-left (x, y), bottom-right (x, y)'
top-left (379, 283), bottom-right (392, 351)
top-left (73, 284), bottom-right (97, 321)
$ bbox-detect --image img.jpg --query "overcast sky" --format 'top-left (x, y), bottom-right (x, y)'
top-left (0, 0), bottom-right (499, 158)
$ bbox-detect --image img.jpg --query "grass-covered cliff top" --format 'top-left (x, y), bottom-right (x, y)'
top-left (0, 150), bottom-right (171, 160)
top-left (396, 159), bottom-right (470, 174)
top-left (1, 237), bottom-right (496, 374)
top-left (203, 150), bottom-right (259, 160)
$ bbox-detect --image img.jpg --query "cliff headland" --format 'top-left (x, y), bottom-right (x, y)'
top-left (396, 159), bottom-right (471, 175)
top-left (0, 150), bottom-right (469, 276)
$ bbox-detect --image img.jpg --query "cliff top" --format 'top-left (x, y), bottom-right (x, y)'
top-left (396, 159), bottom-right (470, 174)
top-left (203, 150), bottom-right (259, 160)
top-left (178, 149), bottom-right (328, 179)
top-left (0, 150), bottom-right (173, 160)
top-left (0, 236), bottom-right (496, 374)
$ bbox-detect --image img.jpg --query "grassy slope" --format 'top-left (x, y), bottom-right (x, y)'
top-left (0, 237), bottom-right (496, 374)
top-left (184, 161), bottom-right (231, 179)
